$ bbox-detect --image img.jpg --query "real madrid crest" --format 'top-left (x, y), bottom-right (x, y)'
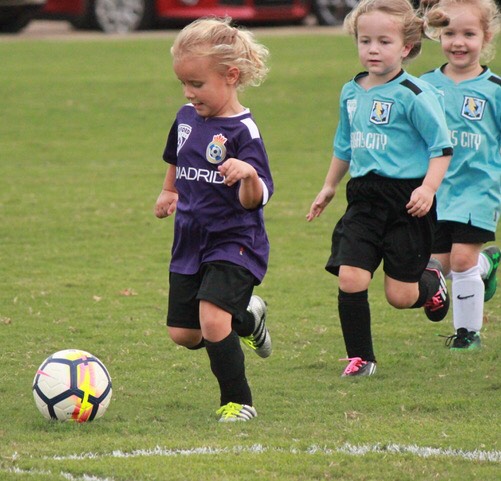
top-left (206, 133), bottom-right (228, 164)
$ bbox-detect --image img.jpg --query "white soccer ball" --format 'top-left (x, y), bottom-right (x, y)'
top-left (33, 349), bottom-right (112, 422)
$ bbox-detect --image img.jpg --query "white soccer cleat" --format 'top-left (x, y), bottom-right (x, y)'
top-left (242, 295), bottom-right (272, 358)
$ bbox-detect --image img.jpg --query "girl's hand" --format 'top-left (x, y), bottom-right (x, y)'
top-left (406, 185), bottom-right (435, 217)
top-left (218, 158), bottom-right (255, 186)
top-left (306, 187), bottom-right (336, 222)
top-left (155, 190), bottom-right (178, 218)
top-left (219, 158), bottom-right (264, 209)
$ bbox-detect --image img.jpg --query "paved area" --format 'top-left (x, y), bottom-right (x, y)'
top-left (2, 19), bottom-right (344, 41)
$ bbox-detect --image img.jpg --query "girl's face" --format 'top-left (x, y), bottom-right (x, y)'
top-left (440, 5), bottom-right (487, 74)
top-left (173, 54), bottom-right (241, 118)
top-left (356, 11), bottom-right (412, 85)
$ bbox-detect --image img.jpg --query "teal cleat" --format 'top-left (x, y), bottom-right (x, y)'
top-left (482, 246), bottom-right (500, 302)
top-left (443, 328), bottom-right (481, 350)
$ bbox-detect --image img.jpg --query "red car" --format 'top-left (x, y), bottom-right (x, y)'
top-left (39, 0), bottom-right (307, 33)
top-left (37, 0), bottom-right (358, 33)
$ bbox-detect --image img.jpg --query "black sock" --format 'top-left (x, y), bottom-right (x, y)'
top-left (205, 331), bottom-right (252, 406)
top-left (231, 310), bottom-right (254, 337)
top-left (338, 289), bottom-right (376, 362)
top-left (411, 269), bottom-right (440, 308)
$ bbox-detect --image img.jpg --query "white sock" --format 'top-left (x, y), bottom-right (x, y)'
top-left (451, 266), bottom-right (485, 332)
top-left (477, 252), bottom-right (490, 279)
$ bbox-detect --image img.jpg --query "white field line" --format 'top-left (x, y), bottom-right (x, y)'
top-left (40, 442), bottom-right (501, 462)
top-left (3, 443), bottom-right (500, 480)
top-left (5, 466), bottom-right (115, 481)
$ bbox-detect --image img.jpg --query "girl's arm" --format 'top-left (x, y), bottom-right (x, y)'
top-left (155, 164), bottom-right (178, 218)
top-left (218, 158), bottom-right (263, 209)
top-left (406, 154), bottom-right (451, 217)
top-left (306, 155), bottom-right (350, 222)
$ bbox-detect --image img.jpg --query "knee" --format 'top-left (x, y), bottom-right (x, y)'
top-left (386, 293), bottom-right (409, 309)
top-left (451, 254), bottom-right (477, 273)
top-left (450, 248), bottom-right (480, 272)
top-left (168, 327), bottom-right (202, 348)
top-left (386, 289), bottom-right (416, 309)
top-left (338, 266), bottom-right (371, 293)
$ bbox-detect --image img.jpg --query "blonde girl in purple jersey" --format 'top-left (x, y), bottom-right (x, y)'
top-left (155, 17), bottom-right (273, 422)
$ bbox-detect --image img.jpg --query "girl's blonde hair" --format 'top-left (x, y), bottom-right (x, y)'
top-left (170, 17), bottom-right (269, 90)
top-left (344, 0), bottom-right (449, 61)
top-left (419, 0), bottom-right (501, 62)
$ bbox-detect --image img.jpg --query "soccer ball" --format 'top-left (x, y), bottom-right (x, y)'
top-left (33, 349), bottom-right (112, 422)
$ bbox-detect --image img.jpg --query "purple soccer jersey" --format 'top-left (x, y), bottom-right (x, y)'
top-left (163, 105), bottom-right (274, 283)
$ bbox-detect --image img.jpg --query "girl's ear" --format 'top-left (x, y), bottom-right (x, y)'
top-left (226, 66), bottom-right (240, 85)
top-left (402, 43), bottom-right (413, 59)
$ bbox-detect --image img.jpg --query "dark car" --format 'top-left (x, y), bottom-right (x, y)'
top-left (313, 0), bottom-right (359, 26)
top-left (0, 0), bottom-right (46, 32)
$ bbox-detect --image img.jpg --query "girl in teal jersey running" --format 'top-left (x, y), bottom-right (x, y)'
top-left (420, 0), bottom-right (501, 350)
top-left (307, 0), bottom-right (453, 377)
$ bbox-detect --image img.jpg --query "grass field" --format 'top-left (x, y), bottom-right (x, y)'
top-left (0, 29), bottom-right (500, 481)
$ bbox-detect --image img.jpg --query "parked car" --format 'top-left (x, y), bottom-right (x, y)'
top-left (36, 0), bottom-right (366, 34)
top-left (0, 0), bottom-right (46, 32)
top-left (38, 0), bottom-right (311, 33)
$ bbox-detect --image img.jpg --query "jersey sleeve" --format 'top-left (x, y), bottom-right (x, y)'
top-left (235, 118), bottom-right (274, 206)
top-left (408, 88), bottom-right (452, 159)
top-left (494, 76), bottom-right (501, 138)
top-left (162, 118), bottom-right (178, 165)
top-left (333, 85), bottom-right (352, 162)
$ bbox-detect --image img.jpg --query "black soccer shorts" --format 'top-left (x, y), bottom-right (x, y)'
top-left (433, 220), bottom-right (495, 254)
top-left (167, 261), bottom-right (256, 329)
top-left (325, 173), bottom-right (436, 283)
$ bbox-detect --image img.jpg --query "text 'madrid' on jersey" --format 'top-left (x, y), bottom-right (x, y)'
top-left (163, 104), bottom-right (274, 283)
top-left (421, 66), bottom-right (501, 232)
top-left (334, 70), bottom-right (453, 180)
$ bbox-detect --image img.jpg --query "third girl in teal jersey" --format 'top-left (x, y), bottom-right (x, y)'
top-left (420, 0), bottom-right (501, 350)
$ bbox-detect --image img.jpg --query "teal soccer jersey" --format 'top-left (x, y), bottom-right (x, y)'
top-left (334, 70), bottom-right (452, 179)
top-left (421, 66), bottom-right (501, 232)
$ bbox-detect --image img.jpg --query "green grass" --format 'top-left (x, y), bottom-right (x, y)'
top-left (0, 31), bottom-right (500, 481)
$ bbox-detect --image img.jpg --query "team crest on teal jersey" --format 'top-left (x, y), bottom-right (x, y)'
top-left (177, 123), bottom-right (192, 154)
top-left (347, 99), bottom-right (357, 125)
top-left (461, 96), bottom-right (486, 121)
top-left (370, 100), bottom-right (393, 125)
top-left (206, 133), bottom-right (228, 164)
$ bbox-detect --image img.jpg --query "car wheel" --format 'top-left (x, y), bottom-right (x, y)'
top-left (92, 0), bottom-right (154, 33)
top-left (312, 0), bottom-right (359, 26)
